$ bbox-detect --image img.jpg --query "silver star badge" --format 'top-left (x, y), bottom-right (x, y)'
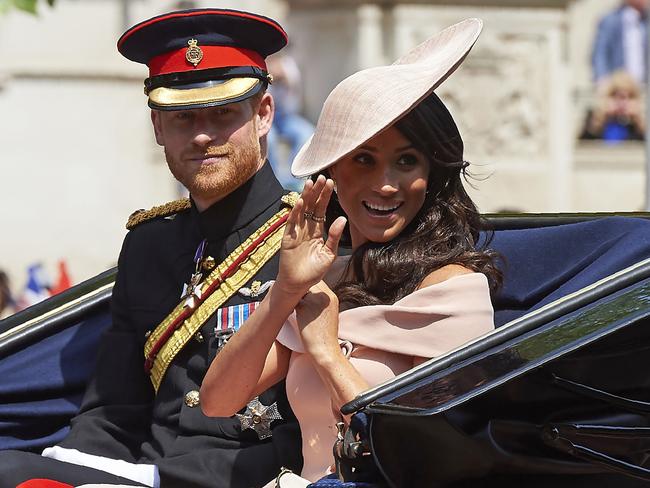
top-left (181, 272), bottom-right (203, 309)
top-left (236, 397), bottom-right (283, 440)
top-left (183, 285), bottom-right (202, 309)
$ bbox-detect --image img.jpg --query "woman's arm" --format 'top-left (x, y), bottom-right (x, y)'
top-left (296, 282), bottom-right (370, 416)
top-left (201, 176), bottom-right (347, 417)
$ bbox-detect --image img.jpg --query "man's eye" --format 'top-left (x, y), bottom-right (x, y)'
top-left (175, 112), bottom-right (193, 121)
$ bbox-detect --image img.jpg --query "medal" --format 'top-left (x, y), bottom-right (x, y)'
top-left (238, 280), bottom-right (274, 298)
top-left (215, 327), bottom-right (235, 352)
top-left (181, 239), bottom-right (208, 309)
top-left (236, 397), bottom-right (283, 440)
top-left (213, 301), bottom-right (260, 352)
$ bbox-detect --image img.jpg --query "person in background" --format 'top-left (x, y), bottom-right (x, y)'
top-left (266, 53), bottom-right (315, 192)
top-left (580, 70), bottom-right (645, 142)
top-left (591, 0), bottom-right (649, 84)
top-left (0, 271), bottom-right (14, 319)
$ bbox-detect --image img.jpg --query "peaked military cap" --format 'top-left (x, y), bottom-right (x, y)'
top-left (118, 9), bottom-right (288, 110)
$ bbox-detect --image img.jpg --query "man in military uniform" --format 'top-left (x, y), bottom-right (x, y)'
top-left (0, 8), bottom-right (302, 487)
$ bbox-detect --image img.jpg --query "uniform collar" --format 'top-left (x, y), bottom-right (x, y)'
top-left (194, 162), bottom-right (285, 241)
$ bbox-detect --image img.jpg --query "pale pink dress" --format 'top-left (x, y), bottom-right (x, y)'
top-left (276, 271), bottom-right (494, 482)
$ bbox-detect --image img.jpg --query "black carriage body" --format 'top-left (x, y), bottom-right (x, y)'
top-left (0, 269), bottom-right (115, 451)
top-left (359, 275), bottom-right (650, 486)
top-left (341, 213), bottom-right (650, 487)
top-left (2, 213), bottom-right (650, 486)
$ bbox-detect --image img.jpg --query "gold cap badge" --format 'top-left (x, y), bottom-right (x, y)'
top-left (185, 38), bottom-right (203, 67)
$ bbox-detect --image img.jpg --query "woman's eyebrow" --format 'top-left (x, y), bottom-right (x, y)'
top-left (395, 144), bottom-right (415, 152)
top-left (358, 144), bottom-right (415, 152)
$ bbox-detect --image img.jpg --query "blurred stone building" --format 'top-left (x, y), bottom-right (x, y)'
top-left (286, 0), bottom-right (643, 215)
top-left (0, 0), bottom-right (643, 291)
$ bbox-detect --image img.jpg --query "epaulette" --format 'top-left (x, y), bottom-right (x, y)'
top-left (126, 198), bottom-right (192, 230)
top-left (280, 191), bottom-right (300, 208)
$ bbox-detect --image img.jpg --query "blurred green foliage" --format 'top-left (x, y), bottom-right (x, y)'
top-left (0, 0), bottom-right (55, 15)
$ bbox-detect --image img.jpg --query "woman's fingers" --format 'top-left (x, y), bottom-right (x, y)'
top-left (300, 178), bottom-right (314, 213)
top-left (288, 174), bottom-right (337, 248)
top-left (324, 216), bottom-right (347, 256)
top-left (313, 178), bottom-right (334, 221)
top-left (284, 197), bottom-right (304, 240)
top-left (302, 175), bottom-right (326, 214)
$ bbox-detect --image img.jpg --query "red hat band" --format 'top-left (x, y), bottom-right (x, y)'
top-left (148, 45), bottom-right (267, 78)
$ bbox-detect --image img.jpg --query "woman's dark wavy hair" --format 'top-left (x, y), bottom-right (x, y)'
top-left (324, 92), bottom-right (502, 307)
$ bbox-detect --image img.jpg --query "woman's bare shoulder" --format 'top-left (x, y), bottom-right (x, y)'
top-left (417, 264), bottom-right (476, 290)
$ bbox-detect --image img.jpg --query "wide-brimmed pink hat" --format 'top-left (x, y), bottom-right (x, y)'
top-left (291, 18), bottom-right (482, 178)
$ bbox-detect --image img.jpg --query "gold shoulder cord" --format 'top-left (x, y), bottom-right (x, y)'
top-left (126, 198), bottom-right (192, 230)
top-left (144, 193), bottom-right (298, 391)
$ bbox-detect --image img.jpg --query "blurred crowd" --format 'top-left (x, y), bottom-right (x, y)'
top-left (0, 271), bottom-right (11, 320)
top-left (582, 0), bottom-right (648, 142)
top-left (0, 261), bottom-right (72, 320)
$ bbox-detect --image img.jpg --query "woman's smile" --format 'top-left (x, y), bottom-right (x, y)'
top-left (362, 200), bottom-right (404, 218)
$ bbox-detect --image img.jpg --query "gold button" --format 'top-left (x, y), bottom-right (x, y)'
top-left (184, 390), bottom-right (200, 408)
top-left (194, 331), bottom-right (204, 343)
top-left (201, 256), bottom-right (216, 272)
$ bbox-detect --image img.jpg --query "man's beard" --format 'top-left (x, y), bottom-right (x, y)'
top-left (166, 133), bottom-right (261, 204)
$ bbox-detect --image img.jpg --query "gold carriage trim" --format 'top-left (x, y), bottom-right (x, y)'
top-left (126, 198), bottom-right (192, 230)
top-left (144, 193), bottom-right (298, 392)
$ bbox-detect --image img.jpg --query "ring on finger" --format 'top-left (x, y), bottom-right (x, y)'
top-left (303, 211), bottom-right (314, 220)
top-left (310, 214), bottom-right (326, 223)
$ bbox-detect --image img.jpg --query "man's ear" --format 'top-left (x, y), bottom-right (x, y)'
top-left (151, 110), bottom-right (165, 146)
top-left (256, 92), bottom-right (274, 138)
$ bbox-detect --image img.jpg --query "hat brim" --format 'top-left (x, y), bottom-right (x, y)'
top-left (148, 77), bottom-right (262, 110)
top-left (291, 18), bottom-right (482, 178)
